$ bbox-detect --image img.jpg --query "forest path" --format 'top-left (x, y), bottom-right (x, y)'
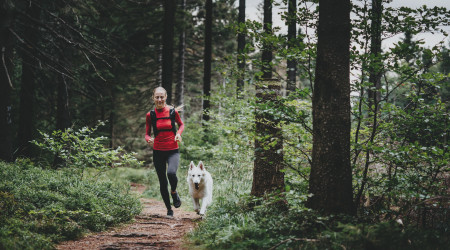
top-left (57, 184), bottom-right (200, 249)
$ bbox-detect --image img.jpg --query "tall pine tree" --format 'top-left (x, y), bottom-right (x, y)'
top-left (307, 0), bottom-right (355, 215)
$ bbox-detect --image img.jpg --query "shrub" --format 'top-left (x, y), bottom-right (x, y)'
top-left (32, 121), bottom-right (143, 173)
top-left (189, 194), bottom-right (449, 249)
top-left (0, 161), bottom-right (142, 249)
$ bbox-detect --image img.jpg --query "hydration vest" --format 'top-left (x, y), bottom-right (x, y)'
top-left (150, 108), bottom-right (177, 137)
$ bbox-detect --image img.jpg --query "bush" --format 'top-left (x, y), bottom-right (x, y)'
top-left (0, 161), bottom-right (142, 249)
top-left (32, 122), bottom-right (142, 172)
top-left (189, 194), bottom-right (449, 249)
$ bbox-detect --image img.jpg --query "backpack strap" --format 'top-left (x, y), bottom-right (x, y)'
top-left (150, 108), bottom-right (177, 137)
top-left (169, 108), bottom-right (177, 135)
top-left (150, 110), bottom-right (158, 137)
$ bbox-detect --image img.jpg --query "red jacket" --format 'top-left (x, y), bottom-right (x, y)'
top-left (145, 106), bottom-right (184, 151)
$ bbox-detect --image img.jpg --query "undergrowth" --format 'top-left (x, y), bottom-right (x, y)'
top-left (188, 194), bottom-right (449, 249)
top-left (0, 160), bottom-right (142, 250)
top-left (181, 86), bottom-right (449, 249)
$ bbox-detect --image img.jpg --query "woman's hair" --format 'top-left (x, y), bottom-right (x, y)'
top-left (152, 86), bottom-right (184, 112)
top-left (153, 86), bottom-right (167, 97)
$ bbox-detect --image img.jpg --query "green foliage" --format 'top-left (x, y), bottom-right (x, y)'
top-left (101, 167), bottom-right (149, 185)
top-left (347, 1), bottom-right (449, 231)
top-left (0, 161), bottom-right (141, 249)
top-left (190, 194), bottom-right (448, 249)
top-left (351, 45), bottom-right (449, 224)
top-left (320, 221), bottom-right (449, 250)
top-left (188, 194), bottom-right (323, 249)
top-left (32, 122), bottom-right (143, 173)
top-left (182, 1), bottom-right (450, 247)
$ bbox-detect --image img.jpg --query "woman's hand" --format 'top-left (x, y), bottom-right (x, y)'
top-left (175, 133), bottom-right (182, 142)
top-left (147, 137), bottom-right (154, 147)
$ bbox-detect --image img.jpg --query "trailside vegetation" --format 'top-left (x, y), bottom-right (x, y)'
top-left (0, 125), bottom-right (142, 249)
top-left (0, 160), bottom-right (142, 249)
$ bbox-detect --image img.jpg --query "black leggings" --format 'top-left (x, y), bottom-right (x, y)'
top-left (153, 149), bottom-right (180, 210)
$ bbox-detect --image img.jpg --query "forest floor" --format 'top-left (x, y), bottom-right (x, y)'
top-left (57, 183), bottom-right (200, 249)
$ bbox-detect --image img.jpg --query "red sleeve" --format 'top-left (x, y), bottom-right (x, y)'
top-left (175, 110), bottom-right (184, 135)
top-left (145, 112), bottom-right (152, 142)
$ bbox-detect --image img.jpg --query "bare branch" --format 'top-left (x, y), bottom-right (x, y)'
top-left (1, 47), bottom-right (13, 89)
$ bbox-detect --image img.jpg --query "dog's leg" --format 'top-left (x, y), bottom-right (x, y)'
top-left (206, 194), bottom-right (212, 207)
top-left (191, 197), bottom-right (198, 212)
top-left (194, 198), bottom-right (200, 213)
top-left (199, 198), bottom-right (208, 215)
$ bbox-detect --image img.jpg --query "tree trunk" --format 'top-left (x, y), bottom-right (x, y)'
top-left (0, 1), bottom-right (14, 162)
top-left (176, 0), bottom-right (186, 119)
top-left (367, 0), bottom-right (382, 113)
top-left (251, 79), bottom-right (284, 197)
top-left (236, 0), bottom-right (245, 96)
top-left (202, 0), bottom-right (212, 123)
top-left (356, 0), bottom-right (383, 208)
top-left (162, 0), bottom-right (176, 104)
top-left (251, 0), bottom-right (285, 199)
top-left (261, 0), bottom-right (273, 79)
top-left (17, 1), bottom-right (40, 158)
top-left (286, 0), bottom-right (297, 93)
top-left (307, 0), bottom-right (355, 215)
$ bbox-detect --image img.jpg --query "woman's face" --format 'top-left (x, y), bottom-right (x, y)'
top-left (153, 89), bottom-right (167, 109)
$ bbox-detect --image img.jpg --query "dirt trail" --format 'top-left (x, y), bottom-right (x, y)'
top-left (57, 184), bottom-right (200, 250)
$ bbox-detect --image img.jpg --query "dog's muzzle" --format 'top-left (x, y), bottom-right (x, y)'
top-left (195, 183), bottom-right (199, 190)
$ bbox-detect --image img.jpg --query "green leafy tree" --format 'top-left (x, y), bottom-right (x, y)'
top-left (251, 0), bottom-right (285, 201)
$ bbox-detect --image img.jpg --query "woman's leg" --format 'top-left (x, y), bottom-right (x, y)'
top-left (166, 150), bottom-right (180, 192)
top-left (153, 150), bottom-right (171, 210)
top-left (167, 150), bottom-right (181, 208)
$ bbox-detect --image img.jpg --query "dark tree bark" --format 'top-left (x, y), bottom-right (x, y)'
top-left (251, 0), bottom-right (285, 199)
top-left (0, 1), bottom-right (14, 162)
top-left (356, 0), bottom-right (383, 208)
top-left (202, 0), bottom-right (212, 122)
top-left (17, 1), bottom-right (40, 158)
top-left (307, 0), bottom-right (355, 215)
top-left (236, 0), bottom-right (245, 96)
top-left (176, 0), bottom-right (186, 119)
top-left (162, 0), bottom-right (176, 104)
top-left (367, 0), bottom-right (382, 113)
top-left (261, 0), bottom-right (273, 79)
top-left (286, 0), bottom-right (297, 93)
top-left (251, 79), bottom-right (285, 197)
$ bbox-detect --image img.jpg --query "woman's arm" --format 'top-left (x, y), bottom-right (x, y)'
top-left (145, 112), bottom-right (153, 143)
top-left (175, 110), bottom-right (184, 135)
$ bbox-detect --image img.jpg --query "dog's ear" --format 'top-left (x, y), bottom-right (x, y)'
top-left (190, 161), bottom-right (195, 170)
top-left (198, 161), bottom-right (205, 171)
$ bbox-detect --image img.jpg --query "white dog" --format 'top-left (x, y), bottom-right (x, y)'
top-left (187, 161), bottom-right (213, 216)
